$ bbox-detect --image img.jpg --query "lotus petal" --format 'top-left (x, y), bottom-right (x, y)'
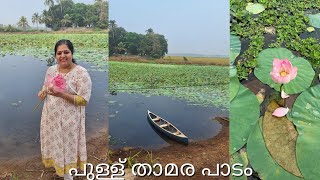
top-left (281, 90), bottom-right (290, 99)
top-left (272, 107), bottom-right (289, 117)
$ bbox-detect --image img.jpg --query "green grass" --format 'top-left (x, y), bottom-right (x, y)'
top-left (0, 33), bottom-right (108, 69)
top-left (109, 61), bottom-right (229, 108)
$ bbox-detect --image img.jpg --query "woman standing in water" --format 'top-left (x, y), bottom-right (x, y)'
top-left (38, 39), bottom-right (92, 179)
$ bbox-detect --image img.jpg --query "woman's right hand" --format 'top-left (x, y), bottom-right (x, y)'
top-left (38, 90), bottom-right (47, 101)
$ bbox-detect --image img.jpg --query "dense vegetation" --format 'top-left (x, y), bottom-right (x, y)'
top-left (109, 21), bottom-right (168, 59)
top-left (231, 0), bottom-right (320, 80)
top-left (41, 0), bottom-right (108, 30)
top-left (0, 0), bottom-right (108, 32)
top-left (109, 61), bottom-right (229, 108)
top-left (231, 1), bottom-right (320, 179)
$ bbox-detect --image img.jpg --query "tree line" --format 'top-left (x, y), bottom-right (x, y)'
top-left (1, 0), bottom-right (108, 31)
top-left (41, 0), bottom-right (108, 30)
top-left (109, 20), bottom-right (168, 59)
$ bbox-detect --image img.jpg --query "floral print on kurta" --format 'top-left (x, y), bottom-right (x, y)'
top-left (40, 64), bottom-right (92, 177)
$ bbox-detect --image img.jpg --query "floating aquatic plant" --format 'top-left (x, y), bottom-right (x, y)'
top-left (289, 85), bottom-right (320, 180)
top-left (230, 35), bottom-right (241, 64)
top-left (247, 119), bottom-right (302, 180)
top-left (109, 61), bottom-right (229, 108)
top-left (307, 13), bottom-right (320, 28)
top-left (231, 1), bottom-right (320, 179)
top-left (254, 48), bottom-right (314, 94)
top-left (263, 101), bottom-right (302, 177)
top-left (0, 34), bottom-right (108, 71)
top-left (245, 3), bottom-right (265, 15)
top-left (230, 84), bottom-right (260, 154)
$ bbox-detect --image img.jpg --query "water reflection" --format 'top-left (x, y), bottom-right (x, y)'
top-left (108, 93), bottom-right (228, 149)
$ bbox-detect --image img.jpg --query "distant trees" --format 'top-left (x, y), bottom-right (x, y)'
top-left (32, 13), bottom-right (41, 29)
top-left (17, 16), bottom-right (30, 30)
top-left (109, 20), bottom-right (168, 59)
top-left (0, 25), bottom-right (20, 32)
top-left (39, 0), bottom-right (108, 30)
top-left (95, 0), bottom-right (108, 28)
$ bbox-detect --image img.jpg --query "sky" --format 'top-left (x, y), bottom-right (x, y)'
top-left (109, 0), bottom-right (229, 56)
top-left (0, 0), bottom-right (230, 56)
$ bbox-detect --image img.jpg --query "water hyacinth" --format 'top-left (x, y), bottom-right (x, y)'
top-left (270, 58), bottom-right (298, 84)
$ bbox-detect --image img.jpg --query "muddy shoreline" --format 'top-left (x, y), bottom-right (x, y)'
top-left (112, 118), bottom-right (229, 180)
top-left (0, 119), bottom-right (228, 179)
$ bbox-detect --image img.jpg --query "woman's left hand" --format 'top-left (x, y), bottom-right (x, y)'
top-left (47, 86), bottom-right (64, 98)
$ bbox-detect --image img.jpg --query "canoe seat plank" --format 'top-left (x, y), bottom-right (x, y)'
top-left (160, 124), bottom-right (169, 128)
top-left (153, 117), bottom-right (161, 121)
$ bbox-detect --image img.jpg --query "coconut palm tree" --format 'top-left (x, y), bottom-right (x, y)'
top-left (109, 20), bottom-right (117, 42)
top-left (44, 0), bottom-right (54, 17)
top-left (61, 14), bottom-right (72, 27)
top-left (55, 0), bottom-right (66, 15)
top-left (95, 0), bottom-right (107, 22)
top-left (146, 28), bottom-right (154, 34)
top-left (32, 13), bottom-right (40, 30)
top-left (109, 20), bottom-right (117, 29)
top-left (17, 16), bottom-right (29, 31)
top-left (44, 0), bottom-right (54, 8)
top-left (41, 14), bottom-right (53, 30)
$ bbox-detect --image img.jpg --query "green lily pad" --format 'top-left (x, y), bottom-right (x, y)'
top-left (247, 119), bottom-right (302, 180)
top-left (254, 48), bottom-right (315, 94)
top-left (307, 26), bottom-right (315, 32)
top-left (230, 84), bottom-right (260, 154)
top-left (245, 3), bottom-right (265, 14)
top-left (262, 100), bottom-right (302, 177)
top-left (308, 13), bottom-right (320, 28)
top-left (230, 66), bottom-right (240, 101)
top-left (230, 35), bottom-right (241, 64)
top-left (289, 85), bottom-right (320, 180)
top-left (230, 150), bottom-right (248, 180)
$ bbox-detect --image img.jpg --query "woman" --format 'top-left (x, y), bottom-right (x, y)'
top-left (38, 39), bottom-right (92, 179)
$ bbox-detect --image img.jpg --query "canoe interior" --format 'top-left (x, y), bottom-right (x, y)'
top-left (149, 112), bottom-right (182, 135)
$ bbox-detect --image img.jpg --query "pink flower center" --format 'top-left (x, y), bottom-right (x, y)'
top-left (280, 71), bottom-right (287, 77)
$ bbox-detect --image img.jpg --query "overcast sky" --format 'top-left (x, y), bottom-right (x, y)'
top-left (109, 0), bottom-right (229, 56)
top-left (0, 0), bottom-right (229, 56)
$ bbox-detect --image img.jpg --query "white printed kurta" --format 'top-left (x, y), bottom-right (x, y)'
top-left (40, 64), bottom-right (92, 177)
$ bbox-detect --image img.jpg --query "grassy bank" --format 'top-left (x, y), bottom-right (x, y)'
top-left (164, 56), bottom-right (229, 65)
top-left (110, 55), bottom-right (229, 66)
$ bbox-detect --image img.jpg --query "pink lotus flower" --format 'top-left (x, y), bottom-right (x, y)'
top-left (272, 107), bottom-right (289, 117)
top-left (270, 58), bottom-right (298, 84)
top-left (45, 74), bottom-right (67, 93)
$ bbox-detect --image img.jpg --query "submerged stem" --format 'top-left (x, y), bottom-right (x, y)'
top-left (33, 100), bottom-right (43, 111)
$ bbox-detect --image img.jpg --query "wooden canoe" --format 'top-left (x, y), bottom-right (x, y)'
top-left (147, 110), bottom-right (188, 144)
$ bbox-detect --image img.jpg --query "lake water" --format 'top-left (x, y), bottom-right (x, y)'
top-left (0, 55), bottom-right (228, 158)
top-left (0, 55), bottom-right (108, 159)
top-left (108, 92), bottom-right (227, 149)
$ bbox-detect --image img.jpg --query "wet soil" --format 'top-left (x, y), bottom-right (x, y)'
top-left (111, 118), bottom-right (229, 180)
top-left (0, 119), bottom-right (228, 180)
